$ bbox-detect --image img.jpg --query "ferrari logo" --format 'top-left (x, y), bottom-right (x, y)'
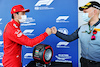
top-left (13, 9), bottom-right (16, 12)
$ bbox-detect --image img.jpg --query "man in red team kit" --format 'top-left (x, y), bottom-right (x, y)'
top-left (2, 5), bottom-right (52, 67)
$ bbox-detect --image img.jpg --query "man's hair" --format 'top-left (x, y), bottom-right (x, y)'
top-left (11, 12), bottom-right (19, 19)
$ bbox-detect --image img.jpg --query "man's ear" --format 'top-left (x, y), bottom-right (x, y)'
top-left (94, 10), bottom-right (98, 15)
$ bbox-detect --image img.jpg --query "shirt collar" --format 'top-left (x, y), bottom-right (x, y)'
top-left (11, 19), bottom-right (20, 28)
top-left (88, 19), bottom-right (100, 26)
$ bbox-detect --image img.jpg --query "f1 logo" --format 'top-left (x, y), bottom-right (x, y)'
top-left (35, 0), bottom-right (54, 6)
top-left (0, 52), bottom-right (4, 59)
top-left (0, 41), bottom-right (3, 45)
top-left (24, 53), bottom-right (33, 59)
top-left (23, 29), bottom-right (34, 35)
top-left (57, 42), bottom-right (69, 48)
top-left (56, 16), bottom-right (69, 23)
top-left (0, 30), bottom-right (2, 36)
top-left (0, 41), bottom-right (3, 47)
top-left (0, 18), bottom-right (2, 21)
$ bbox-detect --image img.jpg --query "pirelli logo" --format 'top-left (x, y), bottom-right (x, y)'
top-left (93, 5), bottom-right (100, 10)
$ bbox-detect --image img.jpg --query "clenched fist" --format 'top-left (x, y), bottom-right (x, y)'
top-left (45, 28), bottom-right (52, 36)
top-left (51, 26), bottom-right (57, 34)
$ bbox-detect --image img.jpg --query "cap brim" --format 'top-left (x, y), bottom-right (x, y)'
top-left (79, 6), bottom-right (89, 11)
top-left (22, 9), bottom-right (30, 12)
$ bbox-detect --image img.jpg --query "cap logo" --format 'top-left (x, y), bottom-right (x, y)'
top-left (93, 5), bottom-right (100, 10)
top-left (20, 6), bottom-right (23, 9)
top-left (86, 3), bottom-right (91, 6)
top-left (13, 9), bottom-right (16, 12)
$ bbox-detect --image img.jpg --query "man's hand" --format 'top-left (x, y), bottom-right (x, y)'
top-left (51, 26), bottom-right (57, 34)
top-left (45, 28), bottom-right (52, 36)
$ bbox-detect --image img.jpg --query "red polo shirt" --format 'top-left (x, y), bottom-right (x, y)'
top-left (2, 19), bottom-right (48, 67)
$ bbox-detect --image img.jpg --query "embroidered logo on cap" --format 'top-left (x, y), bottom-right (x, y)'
top-left (13, 9), bottom-right (16, 12)
top-left (20, 6), bottom-right (23, 9)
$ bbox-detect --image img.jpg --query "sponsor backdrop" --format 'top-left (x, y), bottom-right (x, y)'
top-left (0, 0), bottom-right (78, 67)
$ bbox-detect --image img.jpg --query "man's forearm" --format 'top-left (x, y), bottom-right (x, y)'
top-left (55, 28), bottom-right (80, 42)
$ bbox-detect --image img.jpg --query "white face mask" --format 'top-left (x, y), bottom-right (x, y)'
top-left (82, 10), bottom-right (94, 22)
top-left (82, 13), bottom-right (91, 22)
top-left (18, 15), bottom-right (27, 23)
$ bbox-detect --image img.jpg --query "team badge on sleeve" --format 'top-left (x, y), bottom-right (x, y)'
top-left (14, 29), bottom-right (23, 37)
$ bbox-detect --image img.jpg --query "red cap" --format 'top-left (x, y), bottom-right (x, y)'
top-left (11, 5), bottom-right (30, 14)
